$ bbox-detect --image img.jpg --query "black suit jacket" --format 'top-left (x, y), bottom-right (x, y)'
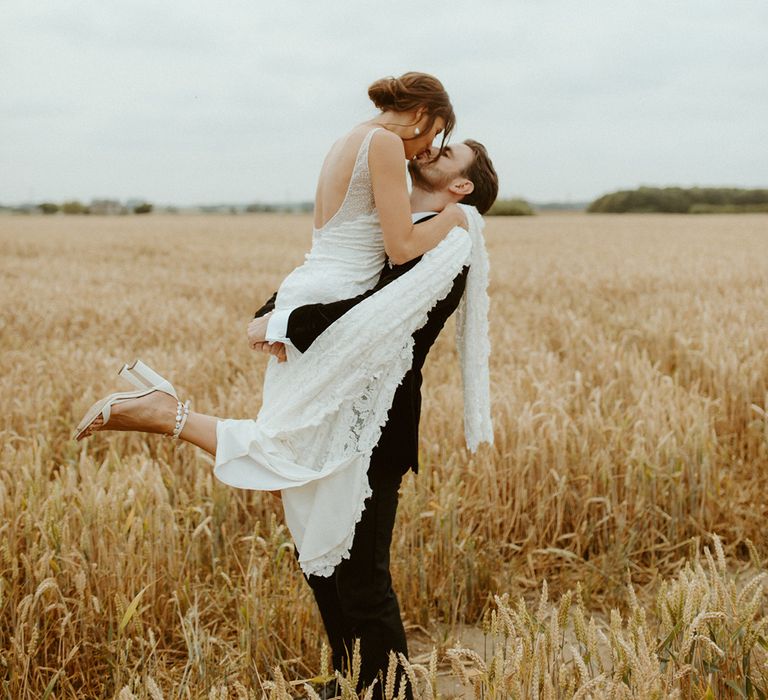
top-left (254, 215), bottom-right (468, 476)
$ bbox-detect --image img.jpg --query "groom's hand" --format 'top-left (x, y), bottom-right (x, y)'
top-left (251, 340), bottom-right (287, 363)
top-left (266, 342), bottom-right (287, 363)
top-left (248, 312), bottom-right (287, 362)
top-left (248, 313), bottom-right (271, 348)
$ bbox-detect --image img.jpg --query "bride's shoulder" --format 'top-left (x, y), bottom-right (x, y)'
top-left (321, 125), bottom-right (402, 171)
top-left (368, 127), bottom-right (404, 161)
top-left (326, 124), bottom-right (394, 154)
top-left (369, 126), bottom-right (400, 146)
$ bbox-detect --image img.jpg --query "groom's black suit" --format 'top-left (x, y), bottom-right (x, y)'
top-left (254, 213), bottom-right (468, 696)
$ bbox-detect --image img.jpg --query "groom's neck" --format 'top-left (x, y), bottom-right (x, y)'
top-left (409, 188), bottom-right (452, 214)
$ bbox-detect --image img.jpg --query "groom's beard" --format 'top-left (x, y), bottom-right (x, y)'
top-left (408, 159), bottom-right (454, 194)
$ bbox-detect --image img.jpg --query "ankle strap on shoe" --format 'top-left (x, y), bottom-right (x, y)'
top-left (168, 399), bottom-right (191, 440)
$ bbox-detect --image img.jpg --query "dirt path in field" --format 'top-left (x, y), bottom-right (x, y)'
top-left (407, 624), bottom-right (484, 699)
top-left (407, 617), bottom-right (614, 699)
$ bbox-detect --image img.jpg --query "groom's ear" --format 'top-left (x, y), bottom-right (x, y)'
top-left (448, 178), bottom-right (474, 197)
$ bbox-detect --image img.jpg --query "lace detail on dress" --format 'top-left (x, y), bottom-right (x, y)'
top-left (214, 205), bottom-right (493, 577)
top-left (314, 127), bottom-right (381, 232)
top-left (271, 128), bottom-right (385, 311)
top-left (455, 213), bottom-right (494, 451)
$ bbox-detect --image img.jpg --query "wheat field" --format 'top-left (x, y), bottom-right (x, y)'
top-left (1, 212), bottom-right (767, 698)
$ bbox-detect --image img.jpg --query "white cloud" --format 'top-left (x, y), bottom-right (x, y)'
top-left (2, 0), bottom-right (766, 204)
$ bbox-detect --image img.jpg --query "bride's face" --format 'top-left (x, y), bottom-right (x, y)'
top-left (403, 114), bottom-right (446, 161)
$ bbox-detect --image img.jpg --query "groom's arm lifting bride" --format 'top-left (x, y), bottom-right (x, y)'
top-left (246, 139), bottom-right (498, 693)
top-left (249, 139), bottom-right (498, 361)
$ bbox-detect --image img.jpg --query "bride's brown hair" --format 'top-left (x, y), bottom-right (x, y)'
top-left (368, 72), bottom-right (456, 155)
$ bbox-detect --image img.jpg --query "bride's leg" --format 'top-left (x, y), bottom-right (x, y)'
top-left (181, 414), bottom-right (282, 500)
top-left (177, 412), bottom-right (218, 456)
top-left (87, 393), bottom-right (281, 498)
top-left (84, 392), bottom-right (219, 456)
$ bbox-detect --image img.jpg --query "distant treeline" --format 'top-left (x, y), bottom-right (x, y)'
top-left (0, 200), bottom-right (315, 216)
top-left (245, 202), bottom-right (313, 214)
top-left (534, 201), bottom-right (589, 211)
top-left (487, 198), bottom-right (534, 216)
top-left (1, 200), bottom-right (154, 215)
top-left (588, 187), bottom-right (768, 214)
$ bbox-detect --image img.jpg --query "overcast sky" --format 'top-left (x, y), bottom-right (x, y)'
top-left (2, 0), bottom-right (766, 205)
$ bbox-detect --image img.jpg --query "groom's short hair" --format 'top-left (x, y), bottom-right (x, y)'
top-left (459, 140), bottom-right (499, 215)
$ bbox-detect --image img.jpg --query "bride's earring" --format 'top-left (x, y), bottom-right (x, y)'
top-left (414, 127), bottom-right (421, 136)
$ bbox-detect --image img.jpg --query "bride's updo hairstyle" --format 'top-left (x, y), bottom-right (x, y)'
top-left (368, 72), bottom-right (456, 155)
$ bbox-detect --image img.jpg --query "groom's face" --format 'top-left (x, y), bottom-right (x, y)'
top-left (408, 142), bottom-right (475, 194)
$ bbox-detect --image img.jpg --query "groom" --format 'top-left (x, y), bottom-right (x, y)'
top-left (249, 139), bottom-right (498, 697)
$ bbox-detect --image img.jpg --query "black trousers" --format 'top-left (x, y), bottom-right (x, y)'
top-left (301, 460), bottom-right (410, 698)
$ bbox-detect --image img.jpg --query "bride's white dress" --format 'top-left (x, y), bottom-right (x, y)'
top-left (214, 127), bottom-right (493, 577)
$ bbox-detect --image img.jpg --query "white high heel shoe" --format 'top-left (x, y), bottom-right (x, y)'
top-left (72, 360), bottom-right (190, 442)
top-left (117, 359), bottom-right (177, 394)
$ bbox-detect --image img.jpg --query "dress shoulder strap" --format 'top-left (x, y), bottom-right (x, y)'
top-left (329, 127), bottom-right (381, 227)
top-left (350, 127), bottom-right (381, 179)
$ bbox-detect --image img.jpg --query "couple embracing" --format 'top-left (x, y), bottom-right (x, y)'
top-left (74, 71), bottom-right (498, 697)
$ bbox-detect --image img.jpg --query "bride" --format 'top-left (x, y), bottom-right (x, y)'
top-left (73, 72), bottom-right (492, 577)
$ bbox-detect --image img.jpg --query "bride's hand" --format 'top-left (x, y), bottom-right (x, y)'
top-left (445, 203), bottom-right (468, 231)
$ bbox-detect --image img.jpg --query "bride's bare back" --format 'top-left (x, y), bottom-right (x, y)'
top-left (313, 121), bottom-right (464, 264)
top-left (313, 125), bottom-right (378, 230)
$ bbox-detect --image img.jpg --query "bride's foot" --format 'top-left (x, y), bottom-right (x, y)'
top-left (73, 360), bottom-right (192, 442)
top-left (77, 391), bottom-right (180, 440)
